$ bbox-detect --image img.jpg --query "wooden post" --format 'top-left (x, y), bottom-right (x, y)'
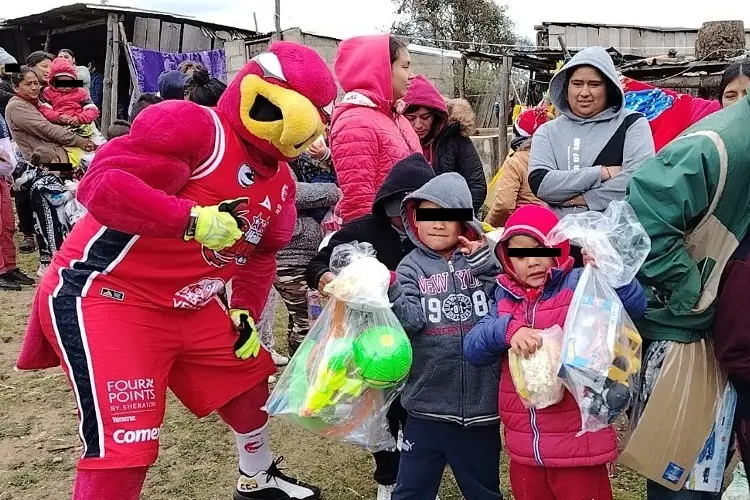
top-left (110, 15), bottom-right (120, 124)
top-left (274, 0), bottom-right (282, 40)
top-left (44, 31), bottom-right (52, 53)
top-left (497, 56), bottom-right (512, 160)
top-left (459, 57), bottom-right (467, 99)
top-left (118, 22), bottom-right (141, 101)
top-left (102, 14), bottom-right (115, 129)
top-left (253, 12), bottom-right (259, 33)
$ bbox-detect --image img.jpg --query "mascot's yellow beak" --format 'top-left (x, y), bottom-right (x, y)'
top-left (239, 74), bottom-right (325, 158)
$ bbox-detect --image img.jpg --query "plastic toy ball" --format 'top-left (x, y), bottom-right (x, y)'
top-left (352, 326), bottom-right (412, 388)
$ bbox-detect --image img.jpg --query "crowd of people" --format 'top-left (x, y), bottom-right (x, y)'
top-left (2, 33), bottom-right (750, 500)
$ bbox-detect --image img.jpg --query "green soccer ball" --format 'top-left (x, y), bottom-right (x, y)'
top-left (352, 326), bottom-right (412, 388)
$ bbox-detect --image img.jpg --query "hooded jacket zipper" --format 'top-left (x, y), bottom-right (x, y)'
top-left (446, 257), bottom-right (467, 426)
top-left (527, 299), bottom-right (544, 466)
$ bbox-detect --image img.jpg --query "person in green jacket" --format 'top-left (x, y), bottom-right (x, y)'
top-left (626, 94), bottom-right (750, 500)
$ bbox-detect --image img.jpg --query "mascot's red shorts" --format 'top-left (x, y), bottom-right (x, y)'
top-left (38, 291), bottom-right (276, 470)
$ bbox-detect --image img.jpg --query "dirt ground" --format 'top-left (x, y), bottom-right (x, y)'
top-left (1, 251), bottom-right (652, 499)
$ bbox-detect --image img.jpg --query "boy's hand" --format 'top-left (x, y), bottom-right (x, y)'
top-left (582, 250), bottom-right (597, 268)
top-left (511, 327), bottom-right (543, 358)
top-left (59, 115), bottom-right (73, 125)
top-left (458, 234), bottom-right (487, 256)
top-left (318, 271), bottom-right (335, 295)
top-left (69, 116), bottom-right (80, 126)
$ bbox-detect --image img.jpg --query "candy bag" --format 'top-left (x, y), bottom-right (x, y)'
top-left (267, 245), bottom-right (412, 452)
top-left (508, 325), bottom-right (565, 409)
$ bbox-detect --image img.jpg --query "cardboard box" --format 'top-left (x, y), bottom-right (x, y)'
top-left (619, 339), bottom-right (726, 491)
top-left (683, 383), bottom-right (737, 493)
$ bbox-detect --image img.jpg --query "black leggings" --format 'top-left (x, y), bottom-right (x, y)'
top-left (13, 188), bottom-right (35, 236)
top-left (372, 397), bottom-right (408, 486)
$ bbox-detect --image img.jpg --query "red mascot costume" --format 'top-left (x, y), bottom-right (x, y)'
top-left (16, 42), bottom-right (337, 500)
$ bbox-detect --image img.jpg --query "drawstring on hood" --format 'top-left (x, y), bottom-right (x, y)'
top-left (549, 47), bottom-right (624, 123)
top-left (401, 172), bottom-right (483, 255)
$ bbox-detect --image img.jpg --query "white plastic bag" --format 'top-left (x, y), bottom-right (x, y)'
top-left (325, 242), bottom-right (390, 311)
top-left (508, 325), bottom-right (565, 409)
top-left (548, 201), bottom-right (650, 288)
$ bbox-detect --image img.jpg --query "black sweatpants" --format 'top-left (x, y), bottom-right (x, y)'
top-left (392, 417), bottom-right (502, 500)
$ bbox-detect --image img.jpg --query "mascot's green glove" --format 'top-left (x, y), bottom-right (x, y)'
top-left (184, 199), bottom-right (246, 251)
top-left (230, 309), bottom-right (261, 360)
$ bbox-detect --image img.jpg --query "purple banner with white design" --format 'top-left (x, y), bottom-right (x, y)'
top-left (128, 46), bottom-right (226, 93)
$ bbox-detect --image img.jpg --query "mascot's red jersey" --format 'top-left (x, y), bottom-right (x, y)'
top-left (35, 42), bottom-right (337, 319)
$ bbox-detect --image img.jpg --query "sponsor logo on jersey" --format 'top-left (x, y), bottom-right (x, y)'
top-left (100, 287), bottom-right (125, 301)
top-left (275, 203), bottom-right (282, 215)
top-left (113, 427), bottom-right (160, 444)
top-left (201, 201), bottom-right (270, 268)
top-left (173, 278), bottom-right (226, 309)
top-left (281, 184), bottom-right (289, 202)
top-left (259, 195), bottom-right (272, 211)
top-left (238, 164), bottom-right (255, 188)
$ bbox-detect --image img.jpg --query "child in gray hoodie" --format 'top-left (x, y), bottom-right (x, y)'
top-left (388, 172), bottom-right (502, 500)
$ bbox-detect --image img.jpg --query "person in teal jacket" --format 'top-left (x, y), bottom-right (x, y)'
top-left (626, 94), bottom-right (750, 500)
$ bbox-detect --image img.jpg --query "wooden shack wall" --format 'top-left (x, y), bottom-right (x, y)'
top-left (130, 16), bottom-right (226, 53)
top-left (542, 23), bottom-right (750, 57)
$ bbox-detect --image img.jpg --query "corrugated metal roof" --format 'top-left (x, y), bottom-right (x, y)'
top-left (1, 3), bottom-right (255, 37)
top-left (537, 20), bottom-right (750, 34)
top-left (407, 43), bottom-right (462, 59)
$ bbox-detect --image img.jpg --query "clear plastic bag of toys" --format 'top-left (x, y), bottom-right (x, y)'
top-left (548, 201), bottom-right (650, 288)
top-left (508, 325), bottom-right (565, 409)
top-left (557, 266), bottom-right (643, 434)
top-left (267, 247), bottom-right (413, 452)
top-left (548, 201), bottom-right (650, 434)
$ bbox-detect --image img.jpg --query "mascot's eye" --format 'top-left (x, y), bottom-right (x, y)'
top-left (250, 95), bottom-right (283, 122)
top-left (251, 53), bottom-right (286, 82)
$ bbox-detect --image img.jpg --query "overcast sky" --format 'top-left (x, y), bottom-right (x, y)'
top-left (3, 0), bottom-right (750, 45)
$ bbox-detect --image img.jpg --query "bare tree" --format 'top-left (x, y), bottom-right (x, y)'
top-left (392, 0), bottom-right (518, 52)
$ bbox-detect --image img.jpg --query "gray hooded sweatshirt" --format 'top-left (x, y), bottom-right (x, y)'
top-left (388, 172), bottom-right (500, 427)
top-left (528, 46), bottom-right (654, 217)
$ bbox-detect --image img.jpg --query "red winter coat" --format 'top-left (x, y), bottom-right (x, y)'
top-left (464, 205), bottom-right (647, 468)
top-left (330, 35), bottom-right (421, 223)
top-left (40, 57), bottom-right (99, 125)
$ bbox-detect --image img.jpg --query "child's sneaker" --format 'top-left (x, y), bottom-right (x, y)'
top-left (0, 274), bottom-right (22, 291)
top-left (377, 484), bottom-right (395, 500)
top-left (271, 350), bottom-right (289, 367)
top-left (268, 374), bottom-right (277, 384)
top-left (723, 462), bottom-right (750, 500)
top-left (234, 459), bottom-right (320, 499)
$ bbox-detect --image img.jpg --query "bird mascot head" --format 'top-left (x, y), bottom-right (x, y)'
top-left (217, 41), bottom-right (337, 163)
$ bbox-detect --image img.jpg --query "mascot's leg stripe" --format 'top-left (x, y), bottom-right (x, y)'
top-left (54, 228), bottom-right (138, 298)
top-left (48, 295), bottom-right (105, 459)
top-left (190, 108), bottom-right (226, 181)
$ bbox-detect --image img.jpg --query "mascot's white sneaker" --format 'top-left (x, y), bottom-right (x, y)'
top-left (234, 458), bottom-right (320, 500)
top-left (271, 350), bottom-right (289, 366)
top-left (377, 484), bottom-right (395, 500)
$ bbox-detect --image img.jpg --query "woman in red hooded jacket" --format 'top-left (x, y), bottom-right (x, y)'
top-left (403, 75), bottom-right (486, 213)
top-left (330, 35), bottom-right (422, 223)
top-left (464, 204), bottom-right (647, 500)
